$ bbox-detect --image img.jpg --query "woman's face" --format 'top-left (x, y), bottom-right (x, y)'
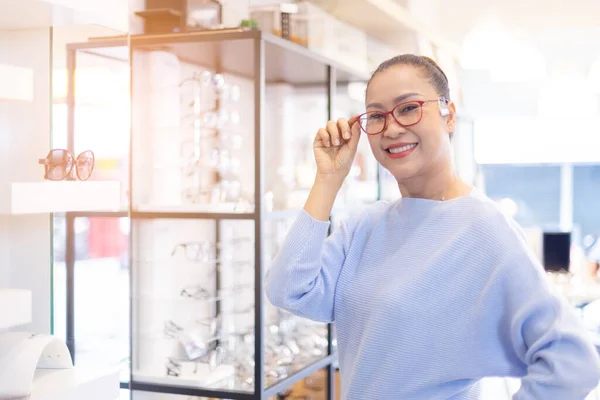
top-left (364, 65), bottom-right (456, 182)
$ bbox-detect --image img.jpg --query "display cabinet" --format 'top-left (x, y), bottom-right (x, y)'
top-left (126, 29), bottom-right (368, 400)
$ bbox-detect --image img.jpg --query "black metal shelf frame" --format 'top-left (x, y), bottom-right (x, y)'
top-left (64, 28), bottom-right (374, 400)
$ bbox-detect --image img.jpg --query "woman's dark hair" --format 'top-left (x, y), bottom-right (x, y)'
top-left (368, 54), bottom-right (450, 101)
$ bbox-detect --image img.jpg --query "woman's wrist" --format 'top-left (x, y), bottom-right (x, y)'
top-left (303, 176), bottom-right (343, 221)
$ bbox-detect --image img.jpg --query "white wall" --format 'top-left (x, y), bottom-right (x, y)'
top-left (0, 28), bottom-right (53, 334)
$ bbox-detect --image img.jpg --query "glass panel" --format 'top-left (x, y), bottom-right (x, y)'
top-left (52, 214), bottom-right (67, 339)
top-left (264, 217), bottom-right (329, 391)
top-left (267, 367), bottom-right (330, 399)
top-left (479, 164), bottom-right (561, 229)
top-left (73, 216), bottom-right (130, 380)
top-left (261, 43), bottom-right (331, 391)
top-left (130, 37), bottom-right (255, 214)
top-left (334, 80), bottom-right (378, 208)
top-left (131, 218), bottom-right (255, 392)
top-left (574, 165), bottom-right (600, 259)
top-left (72, 47), bottom-right (130, 209)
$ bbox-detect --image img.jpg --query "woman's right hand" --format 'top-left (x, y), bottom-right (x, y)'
top-left (313, 115), bottom-right (361, 183)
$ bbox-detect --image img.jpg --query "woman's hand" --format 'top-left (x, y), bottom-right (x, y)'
top-left (313, 116), bottom-right (361, 184)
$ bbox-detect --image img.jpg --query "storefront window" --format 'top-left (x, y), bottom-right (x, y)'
top-left (574, 165), bottom-right (600, 239)
top-left (480, 164), bottom-right (561, 229)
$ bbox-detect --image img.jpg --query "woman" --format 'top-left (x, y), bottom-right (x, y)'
top-left (265, 55), bottom-right (600, 399)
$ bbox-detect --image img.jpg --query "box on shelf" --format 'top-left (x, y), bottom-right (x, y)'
top-left (295, 2), bottom-right (367, 74)
top-left (250, 2), bottom-right (368, 75)
top-left (367, 36), bottom-right (398, 73)
top-left (250, 3), bottom-right (307, 46)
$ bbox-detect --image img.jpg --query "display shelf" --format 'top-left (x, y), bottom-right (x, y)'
top-left (263, 354), bottom-right (336, 398)
top-left (133, 362), bottom-right (235, 387)
top-left (130, 381), bottom-right (255, 400)
top-left (131, 210), bottom-right (256, 221)
top-left (131, 208), bottom-right (301, 221)
top-left (308, 0), bottom-right (460, 57)
top-left (0, 289), bottom-right (32, 329)
top-left (130, 29), bottom-right (368, 85)
top-left (3, 181), bottom-right (121, 215)
top-left (30, 367), bottom-right (119, 400)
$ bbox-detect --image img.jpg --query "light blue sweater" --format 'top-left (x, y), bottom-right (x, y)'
top-left (266, 189), bottom-right (600, 399)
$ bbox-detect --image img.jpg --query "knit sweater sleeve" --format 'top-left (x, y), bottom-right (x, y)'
top-left (487, 214), bottom-right (600, 399)
top-left (265, 209), bottom-right (356, 323)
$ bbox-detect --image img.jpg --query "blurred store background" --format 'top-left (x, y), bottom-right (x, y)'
top-left (2, 0), bottom-right (600, 399)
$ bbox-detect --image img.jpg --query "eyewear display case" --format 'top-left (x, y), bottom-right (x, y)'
top-left (127, 29), bottom-right (368, 399)
top-left (67, 28), bottom-right (379, 399)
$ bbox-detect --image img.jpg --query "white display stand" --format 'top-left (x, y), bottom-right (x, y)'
top-left (0, 289), bottom-right (32, 329)
top-left (0, 332), bottom-right (73, 398)
top-left (0, 332), bottom-right (119, 400)
top-left (30, 367), bottom-right (120, 400)
top-left (3, 181), bottom-right (121, 215)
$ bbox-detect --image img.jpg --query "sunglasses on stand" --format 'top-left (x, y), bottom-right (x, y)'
top-left (38, 149), bottom-right (95, 181)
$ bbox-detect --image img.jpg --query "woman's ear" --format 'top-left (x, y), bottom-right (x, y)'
top-left (446, 101), bottom-right (457, 133)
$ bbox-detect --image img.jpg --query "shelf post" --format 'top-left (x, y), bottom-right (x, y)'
top-left (326, 64), bottom-right (337, 400)
top-left (254, 35), bottom-right (266, 400)
top-left (65, 47), bottom-right (77, 362)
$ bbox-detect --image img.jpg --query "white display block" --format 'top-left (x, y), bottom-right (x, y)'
top-left (0, 332), bottom-right (74, 398)
top-left (135, 202), bottom-right (254, 214)
top-left (0, 289), bottom-right (32, 329)
top-left (5, 181), bottom-right (121, 215)
top-left (30, 368), bottom-right (120, 400)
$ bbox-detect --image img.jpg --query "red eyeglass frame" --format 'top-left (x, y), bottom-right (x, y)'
top-left (357, 97), bottom-right (449, 135)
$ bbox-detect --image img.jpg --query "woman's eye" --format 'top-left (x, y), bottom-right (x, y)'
top-left (398, 105), bottom-right (418, 113)
top-left (368, 113), bottom-right (385, 121)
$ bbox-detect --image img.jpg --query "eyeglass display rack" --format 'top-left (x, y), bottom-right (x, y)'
top-left (65, 28), bottom-right (376, 400)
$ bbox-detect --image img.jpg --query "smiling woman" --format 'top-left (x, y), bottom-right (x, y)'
top-left (360, 54), bottom-right (463, 200)
top-left (265, 53), bottom-right (600, 400)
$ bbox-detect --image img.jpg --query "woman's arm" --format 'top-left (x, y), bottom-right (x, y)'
top-left (492, 217), bottom-right (600, 399)
top-left (265, 202), bottom-right (355, 322)
top-left (266, 117), bottom-right (361, 322)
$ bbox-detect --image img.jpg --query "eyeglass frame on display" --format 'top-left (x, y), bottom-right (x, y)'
top-left (38, 149), bottom-right (95, 181)
top-left (358, 97), bottom-right (449, 135)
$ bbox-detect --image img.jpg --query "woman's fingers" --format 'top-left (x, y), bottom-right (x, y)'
top-left (326, 120), bottom-right (341, 147)
top-left (316, 116), bottom-right (360, 149)
top-left (337, 118), bottom-right (351, 141)
top-left (316, 127), bottom-right (331, 148)
top-left (348, 115), bottom-right (361, 151)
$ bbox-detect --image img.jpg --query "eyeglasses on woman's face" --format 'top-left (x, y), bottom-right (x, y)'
top-left (358, 97), bottom-right (449, 135)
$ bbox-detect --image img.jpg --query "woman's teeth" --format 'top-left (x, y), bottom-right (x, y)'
top-left (388, 143), bottom-right (417, 153)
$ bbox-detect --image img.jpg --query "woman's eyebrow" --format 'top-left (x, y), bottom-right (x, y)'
top-left (366, 92), bottom-right (422, 109)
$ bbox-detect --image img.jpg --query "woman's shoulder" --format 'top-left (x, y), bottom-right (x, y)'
top-left (462, 190), bottom-right (523, 232)
top-left (460, 191), bottom-right (533, 254)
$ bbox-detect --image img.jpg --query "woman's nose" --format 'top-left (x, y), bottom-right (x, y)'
top-left (382, 115), bottom-right (407, 138)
